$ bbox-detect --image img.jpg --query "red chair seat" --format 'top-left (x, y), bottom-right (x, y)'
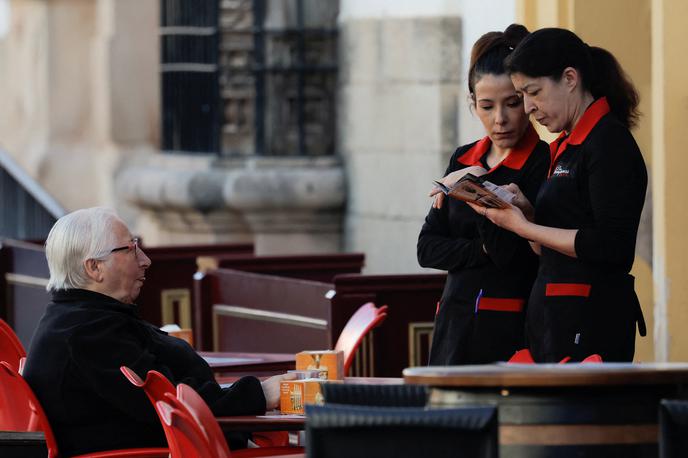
top-left (0, 362), bottom-right (168, 458)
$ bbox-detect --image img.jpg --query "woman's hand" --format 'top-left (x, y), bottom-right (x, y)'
top-left (260, 372), bottom-right (296, 410)
top-left (502, 183), bottom-right (535, 221)
top-left (429, 166), bottom-right (488, 209)
top-left (466, 201), bottom-right (530, 235)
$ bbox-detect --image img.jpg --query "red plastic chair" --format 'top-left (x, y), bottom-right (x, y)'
top-left (175, 383), bottom-right (303, 458)
top-left (0, 318), bottom-right (27, 372)
top-left (507, 349), bottom-right (579, 365)
top-left (156, 400), bottom-right (215, 458)
top-left (507, 349), bottom-right (535, 364)
top-left (582, 354), bottom-right (603, 364)
top-left (120, 366), bottom-right (176, 405)
top-left (0, 361), bottom-right (168, 458)
top-left (334, 302), bottom-right (388, 376)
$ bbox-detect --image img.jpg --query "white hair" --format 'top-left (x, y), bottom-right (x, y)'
top-left (45, 207), bottom-right (122, 292)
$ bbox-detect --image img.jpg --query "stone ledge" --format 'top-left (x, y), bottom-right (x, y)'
top-left (117, 155), bottom-right (346, 213)
top-left (115, 154), bottom-right (345, 252)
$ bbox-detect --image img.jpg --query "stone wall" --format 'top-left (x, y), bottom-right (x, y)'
top-left (0, 0), bottom-right (160, 214)
top-left (338, 15), bottom-right (461, 273)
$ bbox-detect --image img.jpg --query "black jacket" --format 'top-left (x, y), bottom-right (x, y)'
top-left (527, 97), bottom-right (648, 362)
top-left (418, 125), bottom-right (550, 364)
top-left (23, 289), bottom-right (266, 457)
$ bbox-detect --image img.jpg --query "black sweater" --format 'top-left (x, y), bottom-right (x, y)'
top-left (418, 125), bottom-right (550, 364)
top-left (23, 289), bottom-right (266, 457)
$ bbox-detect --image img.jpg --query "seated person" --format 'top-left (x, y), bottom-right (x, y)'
top-left (23, 207), bottom-right (293, 456)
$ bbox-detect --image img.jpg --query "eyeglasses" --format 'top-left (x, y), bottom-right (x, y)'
top-left (110, 237), bottom-right (140, 255)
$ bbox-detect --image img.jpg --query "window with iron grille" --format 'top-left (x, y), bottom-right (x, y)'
top-left (161, 0), bottom-right (338, 156)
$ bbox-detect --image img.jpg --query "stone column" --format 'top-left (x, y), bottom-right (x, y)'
top-left (651, 0), bottom-right (688, 361)
top-left (518, 0), bottom-right (655, 361)
top-left (338, 11), bottom-right (462, 273)
top-left (0, 0), bottom-right (160, 212)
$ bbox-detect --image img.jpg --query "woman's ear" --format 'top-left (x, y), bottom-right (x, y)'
top-left (561, 67), bottom-right (580, 92)
top-left (84, 258), bottom-right (103, 283)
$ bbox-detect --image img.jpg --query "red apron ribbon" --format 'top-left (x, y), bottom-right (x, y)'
top-left (545, 283), bottom-right (592, 298)
top-left (478, 298), bottom-right (525, 312)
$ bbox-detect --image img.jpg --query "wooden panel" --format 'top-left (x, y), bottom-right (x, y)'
top-left (0, 431), bottom-right (47, 458)
top-left (0, 240), bottom-right (51, 347)
top-left (136, 242), bottom-right (253, 327)
top-left (202, 269), bottom-right (446, 377)
top-left (197, 252), bottom-right (365, 283)
top-left (195, 268), bottom-right (334, 352)
top-left (192, 253), bottom-right (364, 351)
top-left (330, 274), bottom-right (445, 377)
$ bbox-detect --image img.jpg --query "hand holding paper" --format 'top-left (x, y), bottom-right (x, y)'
top-left (433, 173), bottom-right (514, 209)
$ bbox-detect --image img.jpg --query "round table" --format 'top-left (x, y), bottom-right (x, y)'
top-left (404, 363), bottom-right (688, 458)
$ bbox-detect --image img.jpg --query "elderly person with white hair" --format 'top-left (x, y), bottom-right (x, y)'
top-left (23, 207), bottom-right (291, 457)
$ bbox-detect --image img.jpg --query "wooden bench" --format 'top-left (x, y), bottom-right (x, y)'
top-left (194, 268), bottom-right (445, 377)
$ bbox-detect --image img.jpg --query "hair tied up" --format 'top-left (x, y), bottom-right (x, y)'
top-left (503, 23), bottom-right (529, 49)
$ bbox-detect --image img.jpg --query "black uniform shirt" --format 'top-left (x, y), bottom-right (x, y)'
top-left (535, 97), bottom-right (648, 278)
top-left (418, 125), bottom-right (550, 364)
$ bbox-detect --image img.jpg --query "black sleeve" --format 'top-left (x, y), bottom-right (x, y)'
top-left (417, 147), bottom-right (490, 271)
top-left (417, 204), bottom-right (490, 271)
top-left (210, 377), bottom-right (266, 416)
top-left (479, 144), bottom-right (550, 268)
top-left (574, 123), bottom-right (648, 269)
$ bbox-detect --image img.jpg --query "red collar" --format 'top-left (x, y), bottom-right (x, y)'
top-left (457, 123), bottom-right (540, 173)
top-left (548, 97), bottom-right (610, 177)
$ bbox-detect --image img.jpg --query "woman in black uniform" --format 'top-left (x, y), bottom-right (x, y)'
top-left (417, 24), bottom-right (550, 365)
top-left (476, 28), bottom-right (647, 362)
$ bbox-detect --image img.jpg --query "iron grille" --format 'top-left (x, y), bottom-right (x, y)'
top-left (160, 0), bottom-right (221, 153)
top-left (161, 0), bottom-right (338, 156)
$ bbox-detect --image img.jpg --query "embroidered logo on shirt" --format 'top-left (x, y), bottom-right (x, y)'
top-left (552, 164), bottom-right (571, 177)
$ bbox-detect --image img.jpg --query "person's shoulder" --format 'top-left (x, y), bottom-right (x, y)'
top-left (587, 114), bottom-right (638, 149)
top-left (450, 140), bottom-right (480, 162)
top-left (532, 139), bottom-right (551, 159)
top-left (68, 310), bottom-right (138, 344)
top-left (521, 139), bottom-right (551, 172)
top-left (584, 114), bottom-right (646, 170)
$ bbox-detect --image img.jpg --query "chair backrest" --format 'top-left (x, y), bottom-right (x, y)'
top-left (321, 383), bottom-right (428, 407)
top-left (507, 348), bottom-right (535, 364)
top-left (333, 302), bottom-right (388, 376)
top-left (0, 361), bottom-right (60, 457)
top-left (176, 383), bottom-right (304, 458)
top-left (581, 354), bottom-right (603, 363)
top-left (507, 349), bottom-right (601, 364)
top-left (156, 400), bottom-right (216, 458)
top-left (660, 399), bottom-right (688, 458)
top-left (0, 318), bottom-right (27, 372)
top-left (176, 384), bottom-right (231, 458)
top-left (120, 366), bottom-right (176, 405)
top-left (306, 403), bottom-right (498, 458)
